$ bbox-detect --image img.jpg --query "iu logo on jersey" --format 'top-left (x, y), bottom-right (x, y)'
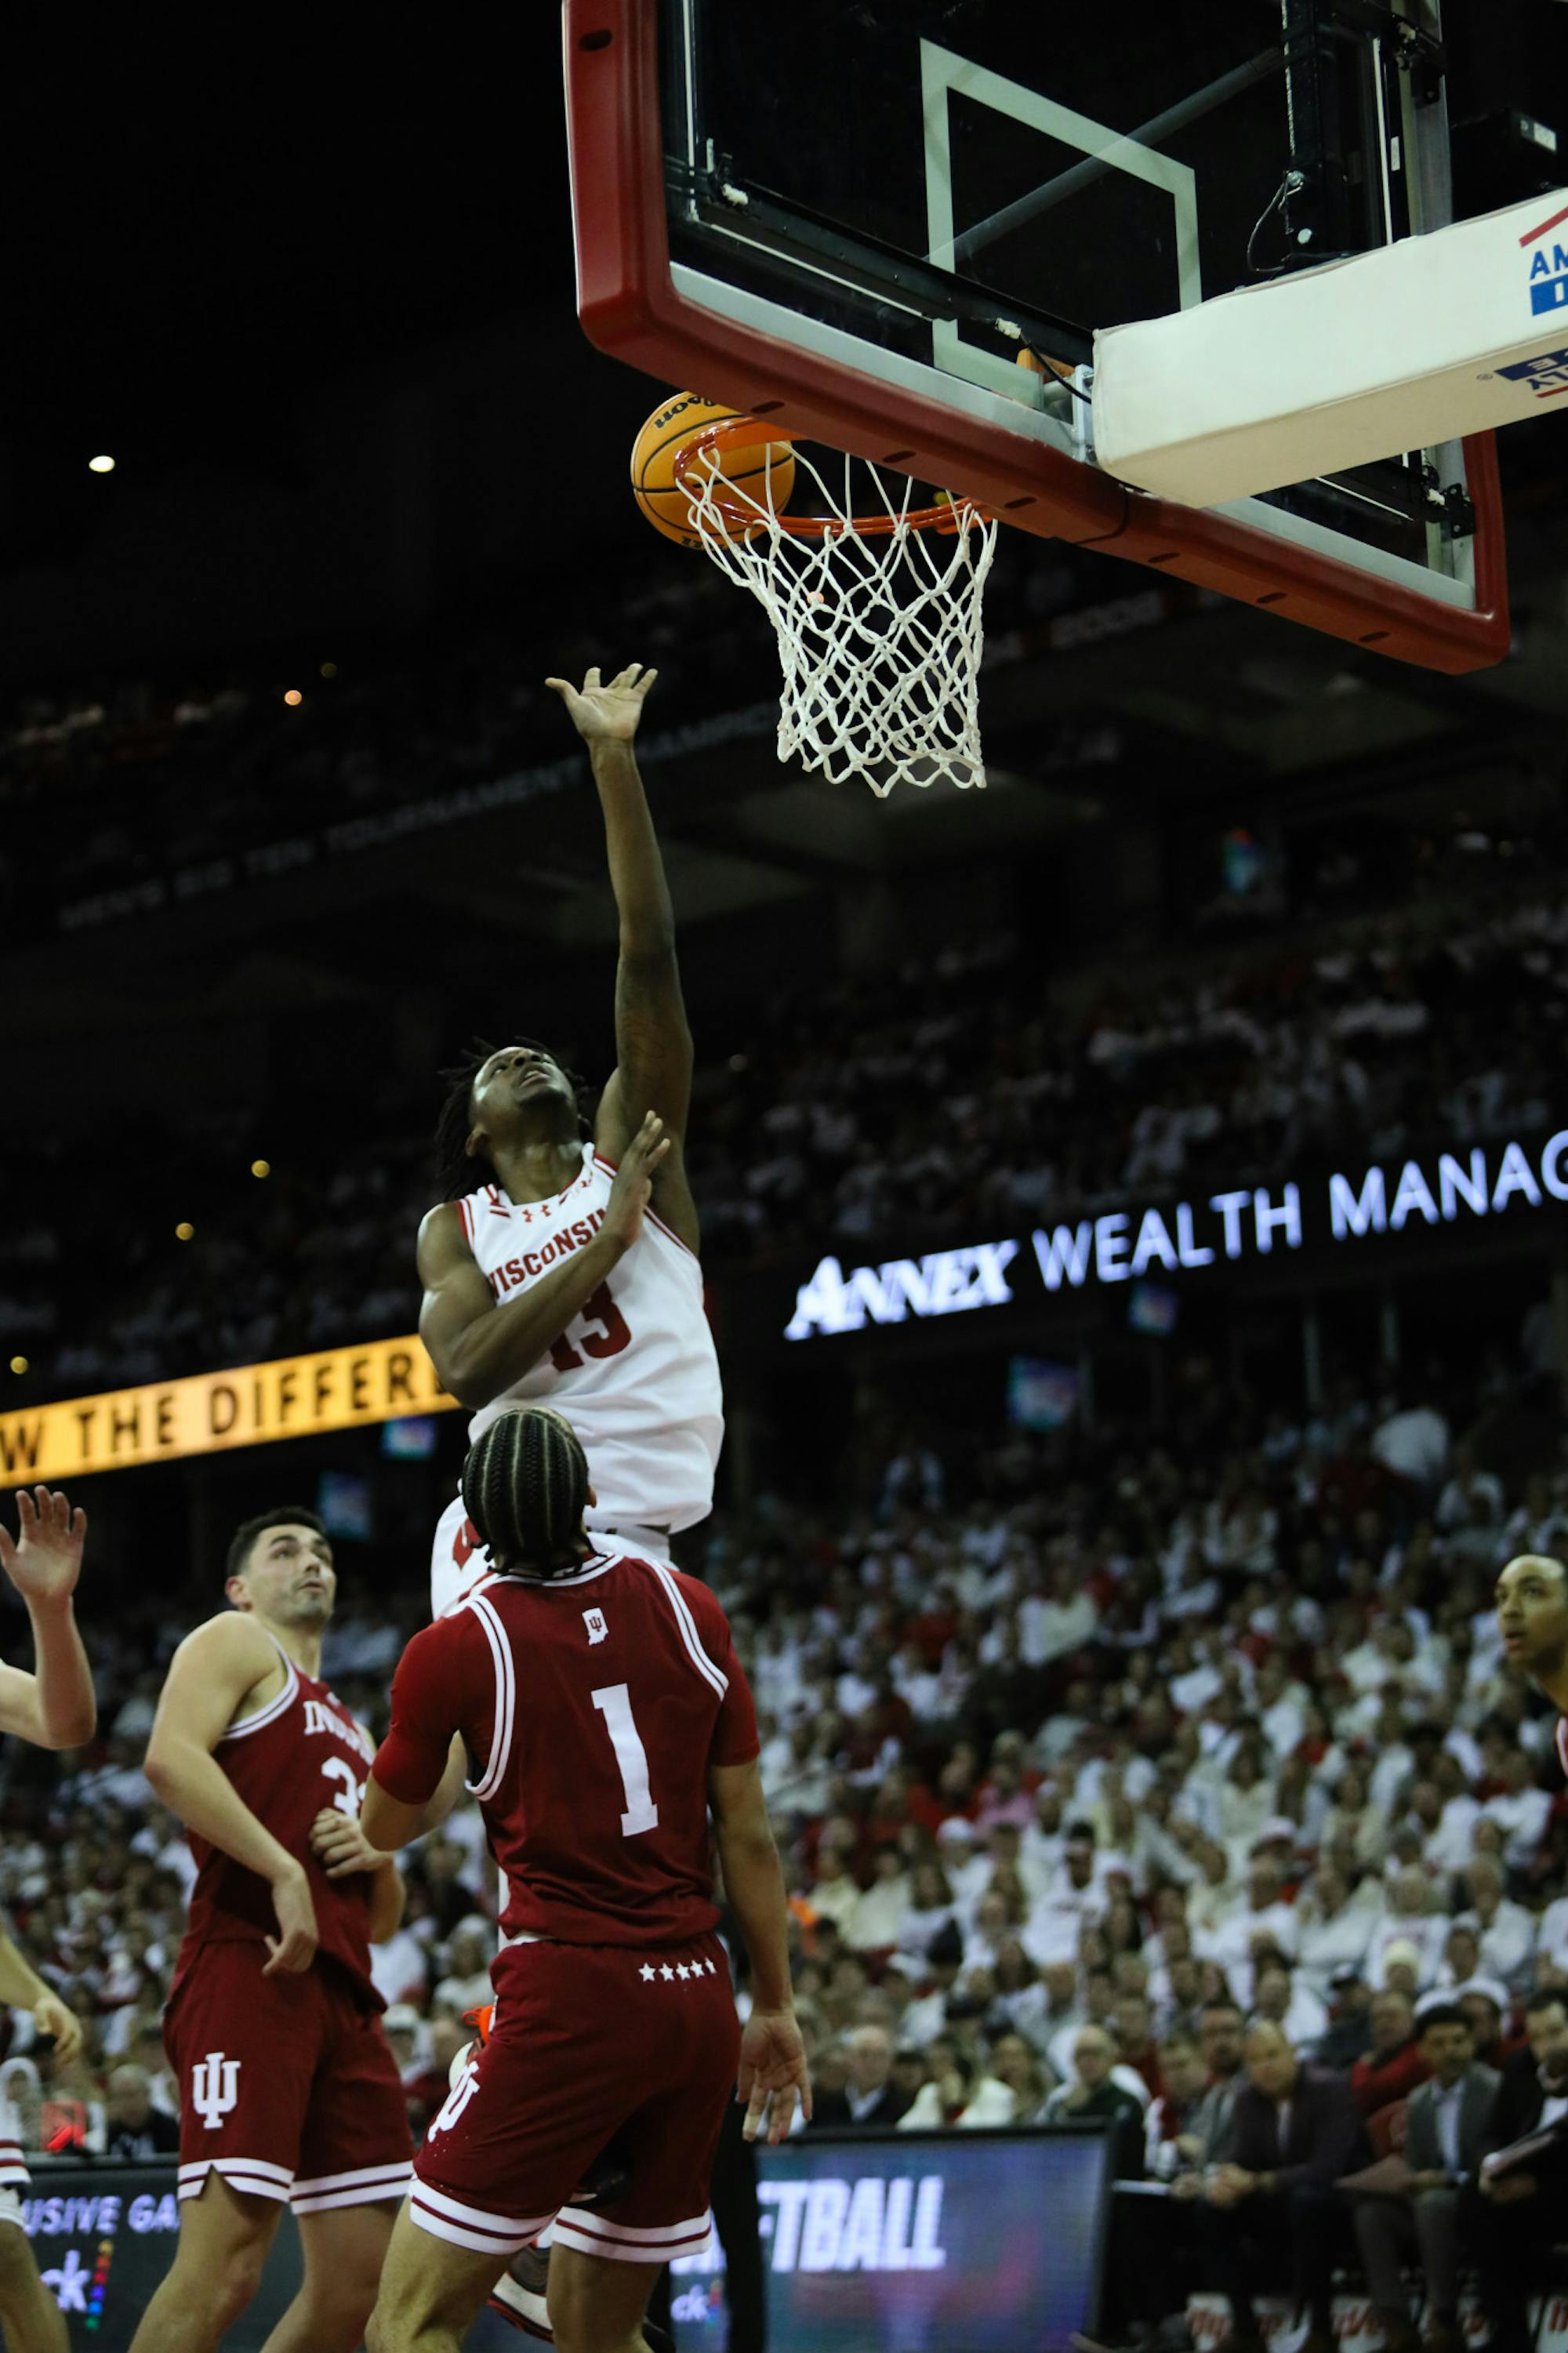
top-left (192, 2051), bottom-right (241, 2131)
top-left (583, 1607), bottom-right (608, 1646)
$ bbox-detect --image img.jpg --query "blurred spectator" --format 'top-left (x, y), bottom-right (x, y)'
top-left (1467, 1988), bottom-right (1568, 2353)
top-left (809, 2026), bottom-right (913, 2130)
top-left (1316, 1969), bottom-right (1376, 2072)
top-left (1145, 2031), bottom-right (1211, 2174)
top-left (1042, 2027), bottom-right (1145, 2178)
top-left (1194, 2022), bottom-right (1371, 2353)
top-left (957, 2032), bottom-right (1052, 2128)
top-left (1352, 2000), bottom-right (1497, 2353)
top-left (101, 2064), bottom-right (180, 2160)
top-left (1460, 1857), bottom-right (1537, 1988)
top-left (1351, 1988), bottom-right (1430, 2120)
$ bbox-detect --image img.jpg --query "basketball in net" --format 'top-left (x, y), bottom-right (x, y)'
top-left (630, 396), bottom-right (998, 796)
top-left (630, 394), bottom-right (795, 548)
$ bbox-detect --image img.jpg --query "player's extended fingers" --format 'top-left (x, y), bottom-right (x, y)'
top-left (584, 666), bottom-right (601, 689)
top-left (742, 2082), bottom-right (771, 2144)
top-left (767, 2086), bottom-right (799, 2145)
top-left (50, 1491), bottom-right (71, 1533)
top-left (51, 2013), bottom-right (83, 2064)
top-left (16, 1490), bottom-right (36, 1534)
top-left (70, 1506), bottom-right (86, 1543)
top-left (633, 666), bottom-right (659, 696)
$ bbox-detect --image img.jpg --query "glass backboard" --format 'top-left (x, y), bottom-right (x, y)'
top-left (565, 0), bottom-right (1508, 670)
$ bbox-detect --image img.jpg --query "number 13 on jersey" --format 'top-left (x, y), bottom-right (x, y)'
top-left (592, 1683), bottom-right (659, 1836)
top-left (550, 1281), bottom-right (631, 1373)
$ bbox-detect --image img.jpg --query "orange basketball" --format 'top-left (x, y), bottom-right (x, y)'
top-left (630, 391), bottom-right (795, 548)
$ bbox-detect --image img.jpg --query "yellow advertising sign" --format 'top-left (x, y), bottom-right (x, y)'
top-left (0, 1336), bottom-right (459, 1482)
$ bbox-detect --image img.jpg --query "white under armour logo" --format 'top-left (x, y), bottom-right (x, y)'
top-left (583, 1607), bottom-right (608, 1646)
top-left (429, 2058), bottom-right (483, 2139)
top-left (192, 2051), bottom-right (240, 2131)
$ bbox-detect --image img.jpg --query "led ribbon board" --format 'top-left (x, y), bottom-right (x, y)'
top-left (0, 1337), bottom-right (458, 1482)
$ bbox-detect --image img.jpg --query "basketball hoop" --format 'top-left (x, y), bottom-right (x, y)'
top-left (672, 419), bottom-right (999, 797)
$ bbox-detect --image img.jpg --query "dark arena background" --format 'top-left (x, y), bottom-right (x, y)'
top-left (5, 7), bottom-right (1568, 2350)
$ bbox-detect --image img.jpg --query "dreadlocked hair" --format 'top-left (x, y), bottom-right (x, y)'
top-left (433, 1035), bottom-right (594, 1202)
top-left (462, 1407), bottom-right (590, 1578)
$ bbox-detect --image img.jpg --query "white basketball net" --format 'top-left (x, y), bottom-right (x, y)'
top-left (677, 442), bottom-right (999, 797)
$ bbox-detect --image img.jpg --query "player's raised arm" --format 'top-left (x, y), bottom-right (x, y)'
top-left (417, 1115), bottom-right (672, 1408)
top-left (144, 1614), bottom-right (318, 1974)
top-left (546, 660), bottom-right (700, 1255)
top-left (0, 1486), bottom-right (96, 1749)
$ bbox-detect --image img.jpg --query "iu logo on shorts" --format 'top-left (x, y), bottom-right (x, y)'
top-left (430, 2058), bottom-right (483, 2140)
top-left (192, 2051), bottom-right (241, 2131)
top-left (583, 1607), bottom-right (608, 1646)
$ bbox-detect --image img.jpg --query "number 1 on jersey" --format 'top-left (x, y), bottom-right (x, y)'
top-left (591, 1683), bottom-right (659, 1837)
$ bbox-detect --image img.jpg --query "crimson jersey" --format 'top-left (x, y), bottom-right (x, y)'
top-left (376, 1543), bottom-right (759, 1947)
top-left (175, 1636), bottom-right (380, 2006)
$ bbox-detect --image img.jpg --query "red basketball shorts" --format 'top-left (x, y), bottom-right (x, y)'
top-left (412, 1930), bottom-right (739, 2267)
top-left (165, 1941), bottom-right (412, 2213)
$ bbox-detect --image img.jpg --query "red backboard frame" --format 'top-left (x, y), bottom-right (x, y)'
top-left (564, 0), bottom-right (1509, 675)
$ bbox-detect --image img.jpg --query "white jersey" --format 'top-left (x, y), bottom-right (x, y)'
top-left (429, 1143), bottom-right (723, 1617)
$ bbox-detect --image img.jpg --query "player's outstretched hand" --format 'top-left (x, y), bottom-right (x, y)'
top-left (263, 1862), bottom-right (319, 1977)
top-left (737, 2005), bottom-right (812, 2145)
top-left (0, 1487), bottom-right (87, 1610)
top-left (544, 661), bottom-right (659, 746)
top-left (33, 1991), bottom-right (82, 2066)
top-left (602, 1112), bottom-right (672, 1255)
top-left (310, 1807), bottom-right (392, 1881)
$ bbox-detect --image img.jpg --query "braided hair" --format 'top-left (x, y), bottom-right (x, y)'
top-left (433, 1037), bottom-right (595, 1203)
top-left (461, 1407), bottom-right (590, 1578)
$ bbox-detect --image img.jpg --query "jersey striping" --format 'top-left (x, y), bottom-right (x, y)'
top-left (376, 1545), bottom-right (759, 1948)
top-left (447, 1144), bottom-right (723, 1540)
top-left (174, 1638), bottom-right (381, 2007)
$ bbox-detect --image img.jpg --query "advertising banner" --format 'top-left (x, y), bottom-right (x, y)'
top-left (781, 1129), bottom-right (1568, 1344)
top-left (0, 1334), bottom-right (458, 1483)
top-left (668, 2126), bottom-right (1109, 2353)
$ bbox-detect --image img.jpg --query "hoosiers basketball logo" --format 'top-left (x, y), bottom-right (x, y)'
top-left (192, 2051), bottom-right (241, 2131)
top-left (583, 1607), bottom-right (608, 1646)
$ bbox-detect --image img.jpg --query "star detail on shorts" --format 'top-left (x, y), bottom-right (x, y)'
top-left (659, 1965), bottom-right (675, 1981)
top-left (640, 1965), bottom-right (655, 1981)
top-left (677, 1963), bottom-right (691, 1980)
top-left (703, 1959), bottom-right (717, 1974)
